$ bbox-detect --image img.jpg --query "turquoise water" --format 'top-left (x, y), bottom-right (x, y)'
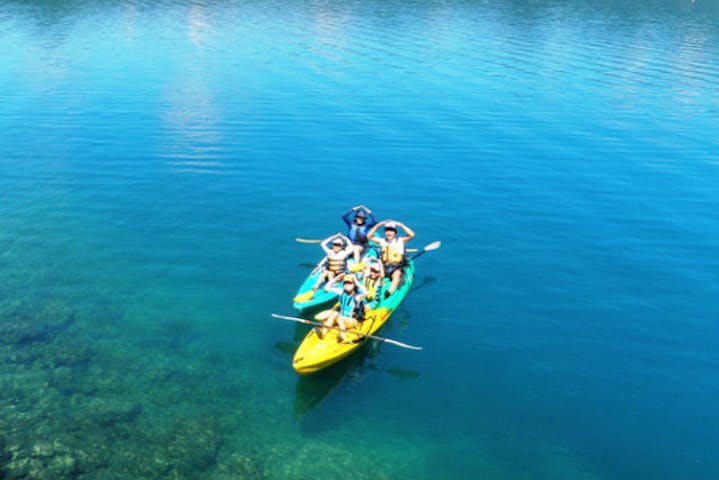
top-left (2, 0), bottom-right (719, 478)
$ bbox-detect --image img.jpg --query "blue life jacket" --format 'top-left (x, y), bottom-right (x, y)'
top-left (338, 292), bottom-right (364, 320)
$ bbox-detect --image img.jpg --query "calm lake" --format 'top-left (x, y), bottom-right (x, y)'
top-left (1, 0), bottom-right (718, 478)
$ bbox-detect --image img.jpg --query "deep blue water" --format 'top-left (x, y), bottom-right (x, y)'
top-left (1, 0), bottom-right (719, 478)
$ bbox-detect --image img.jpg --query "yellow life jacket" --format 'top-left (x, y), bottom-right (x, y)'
top-left (364, 276), bottom-right (382, 300)
top-left (381, 239), bottom-right (404, 264)
top-left (327, 255), bottom-right (346, 273)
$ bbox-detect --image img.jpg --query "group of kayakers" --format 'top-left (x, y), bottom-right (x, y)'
top-left (303, 205), bottom-right (415, 341)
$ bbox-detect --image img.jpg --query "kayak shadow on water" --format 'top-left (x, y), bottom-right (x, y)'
top-left (409, 275), bottom-right (437, 294)
top-left (283, 301), bottom-right (418, 418)
top-left (293, 342), bottom-right (381, 419)
top-left (270, 321), bottom-right (373, 418)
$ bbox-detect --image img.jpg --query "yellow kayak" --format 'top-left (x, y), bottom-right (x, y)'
top-left (292, 306), bottom-right (391, 374)
top-left (292, 260), bottom-right (415, 375)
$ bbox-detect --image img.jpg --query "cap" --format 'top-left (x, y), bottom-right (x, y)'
top-left (384, 222), bottom-right (397, 231)
top-left (343, 274), bottom-right (356, 283)
top-left (355, 210), bottom-right (367, 219)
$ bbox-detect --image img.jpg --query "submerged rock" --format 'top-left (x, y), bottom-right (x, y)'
top-left (43, 341), bottom-right (94, 368)
top-left (0, 300), bottom-right (73, 345)
top-left (96, 415), bottom-right (223, 479)
top-left (167, 416), bottom-right (222, 476)
top-left (81, 396), bottom-right (143, 426)
top-left (8, 340), bottom-right (95, 369)
top-left (0, 433), bottom-right (8, 464)
top-left (1, 450), bottom-right (78, 479)
top-left (2, 456), bottom-right (33, 479)
top-left (47, 454), bottom-right (78, 477)
top-left (214, 452), bottom-right (265, 479)
top-left (31, 441), bottom-right (55, 458)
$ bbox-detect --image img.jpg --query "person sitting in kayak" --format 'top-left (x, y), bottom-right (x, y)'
top-left (367, 219), bottom-right (415, 299)
top-left (362, 260), bottom-right (385, 309)
top-left (342, 205), bottom-right (378, 265)
top-left (309, 233), bottom-right (353, 295)
top-left (319, 274), bottom-right (366, 342)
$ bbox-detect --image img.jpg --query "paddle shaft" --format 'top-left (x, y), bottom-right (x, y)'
top-left (271, 313), bottom-right (422, 350)
top-left (296, 238), bottom-right (322, 244)
top-left (297, 237), bottom-right (419, 253)
top-left (409, 249), bottom-right (429, 261)
top-left (409, 240), bottom-right (441, 261)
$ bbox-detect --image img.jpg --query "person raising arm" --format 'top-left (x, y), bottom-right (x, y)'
top-left (319, 274), bottom-right (366, 342)
top-left (367, 219), bottom-right (415, 298)
top-left (342, 205), bottom-right (378, 264)
top-left (309, 233), bottom-right (352, 295)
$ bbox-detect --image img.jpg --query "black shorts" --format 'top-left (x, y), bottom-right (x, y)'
top-left (384, 262), bottom-right (403, 277)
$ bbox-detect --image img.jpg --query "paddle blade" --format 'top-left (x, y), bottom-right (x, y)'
top-left (409, 240), bottom-right (442, 261)
top-left (295, 238), bottom-right (322, 244)
top-left (293, 290), bottom-right (315, 303)
top-left (424, 241), bottom-right (441, 252)
top-left (348, 262), bottom-right (365, 273)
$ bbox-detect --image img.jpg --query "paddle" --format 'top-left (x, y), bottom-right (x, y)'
top-left (271, 313), bottom-right (423, 350)
top-left (297, 237), bottom-right (420, 253)
top-left (294, 241), bottom-right (439, 302)
top-left (293, 291), bottom-right (315, 303)
top-left (408, 240), bottom-right (441, 261)
top-left (296, 238), bottom-right (322, 244)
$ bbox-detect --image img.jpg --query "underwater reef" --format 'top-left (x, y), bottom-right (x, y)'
top-left (0, 298), bottom-right (267, 480)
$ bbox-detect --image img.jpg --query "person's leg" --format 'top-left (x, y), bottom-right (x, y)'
top-left (312, 270), bottom-right (328, 291)
top-left (337, 316), bottom-right (347, 341)
top-left (388, 269), bottom-right (402, 295)
top-left (319, 311), bottom-right (338, 339)
top-left (325, 271), bottom-right (336, 288)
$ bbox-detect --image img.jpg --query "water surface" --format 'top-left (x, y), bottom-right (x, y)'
top-left (1, 0), bottom-right (718, 478)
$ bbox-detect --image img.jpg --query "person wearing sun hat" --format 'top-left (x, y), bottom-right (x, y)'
top-left (319, 273), bottom-right (366, 342)
top-left (341, 205), bottom-right (378, 264)
top-left (361, 259), bottom-right (385, 308)
top-left (309, 233), bottom-right (353, 295)
top-left (367, 219), bottom-right (415, 298)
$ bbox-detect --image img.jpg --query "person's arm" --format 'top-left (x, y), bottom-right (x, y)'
top-left (323, 274), bottom-right (344, 293)
top-left (397, 221), bottom-right (415, 242)
top-left (320, 234), bottom-right (334, 255)
top-left (367, 210), bottom-right (378, 228)
top-left (366, 219), bottom-right (386, 243)
top-left (354, 278), bottom-right (366, 297)
top-left (324, 285), bottom-right (343, 294)
top-left (342, 207), bottom-right (354, 228)
top-left (355, 282), bottom-right (368, 306)
top-left (334, 233), bottom-right (351, 254)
